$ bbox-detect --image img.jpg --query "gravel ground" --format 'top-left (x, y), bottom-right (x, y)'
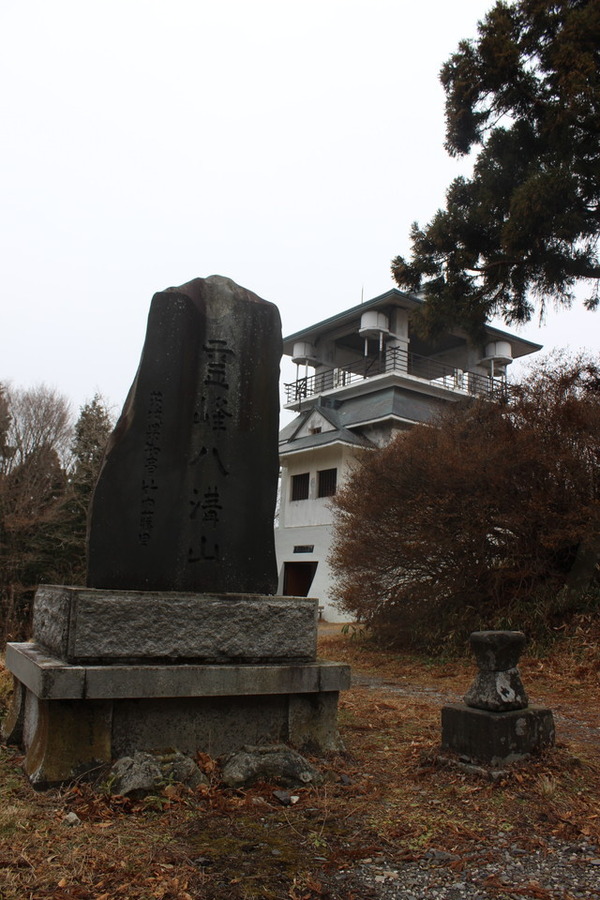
top-left (331, 837), bottom-right (600, 899)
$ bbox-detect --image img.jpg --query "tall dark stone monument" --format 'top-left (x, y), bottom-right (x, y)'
top-left (3, 275), bottom-right (350, 787)
top-left (87, 275), bottom-right (280, 594)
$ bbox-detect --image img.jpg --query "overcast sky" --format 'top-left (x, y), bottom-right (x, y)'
top-left (2, 0), bottom-right (598, 422)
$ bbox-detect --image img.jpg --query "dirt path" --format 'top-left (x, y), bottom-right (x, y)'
top-left (350, 663), bottom-right (600, 752)
top-left (319, 622), bottom-right (600, 752)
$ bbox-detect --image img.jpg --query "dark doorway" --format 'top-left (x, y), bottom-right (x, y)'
top-left (283, 561), bottom-right (318, 597)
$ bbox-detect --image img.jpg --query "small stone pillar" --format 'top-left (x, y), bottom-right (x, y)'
top-left (441, 631), bottom-right (555, 765)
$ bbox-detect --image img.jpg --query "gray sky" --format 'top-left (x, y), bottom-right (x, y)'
top-left (2, 0), bottom-right (599, 421)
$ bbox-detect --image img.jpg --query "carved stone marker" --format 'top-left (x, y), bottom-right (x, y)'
top-left (87, 275), bottom-right (281, 595)
top-left (464, 631), bottom-right (529, 711)
top-left (442, 631), bottom-right (554, 765)
top-left (3, 276), bottom-right (350, 787)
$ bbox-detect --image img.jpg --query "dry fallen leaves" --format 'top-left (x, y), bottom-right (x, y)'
top-left (0, 628), bottom-right (598, 900)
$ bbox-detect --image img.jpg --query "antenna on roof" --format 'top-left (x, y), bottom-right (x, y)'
top-left (361, 285), bottom-right (364, 303)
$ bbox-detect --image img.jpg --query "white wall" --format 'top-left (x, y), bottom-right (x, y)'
top-left (274, 522), bottom-right (347, 622)
top-left (276, 442), bottom-right (362, 622)
top-left (279, 444), bottom-right (344, 528)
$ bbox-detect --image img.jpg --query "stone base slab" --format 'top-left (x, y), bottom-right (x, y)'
top-left (32, 585), bottom-right (318, 663)
top-left (21, 692), bottom-right (112, 788)
top-left (6, 643), bottom-right (350, 700)
top-left (109, 691), bottom-right (343, 760)
top-left (3, 642), bottom-right (351, 787)
top-left (441, 702), bottom-right (555, 766)
top-left (9, 690), bottom-right (344, 787)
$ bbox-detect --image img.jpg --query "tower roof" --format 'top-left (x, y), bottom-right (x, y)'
top-left (283, 288), bottom-right (542, 360)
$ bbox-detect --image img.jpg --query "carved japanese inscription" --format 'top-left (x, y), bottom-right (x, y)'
top-left (86, 276), bottom-right (281, 594)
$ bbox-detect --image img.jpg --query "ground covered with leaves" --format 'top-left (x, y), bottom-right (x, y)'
top-left (1, 625), bottom-right (599, 900)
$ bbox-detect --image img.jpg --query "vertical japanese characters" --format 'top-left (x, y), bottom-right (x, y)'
top-left (139, 390), bottom-right (163, 546)
top-left (188, 339), bottom-right (234, 566)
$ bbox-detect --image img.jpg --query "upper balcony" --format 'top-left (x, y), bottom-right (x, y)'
top-left (282, 288), bottom-right (542, 412)
top-left (284, 345), bottom-right (508, 407)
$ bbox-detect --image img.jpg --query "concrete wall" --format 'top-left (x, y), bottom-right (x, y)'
top-left (279, 444), bottom-right (345, 529)
top-left (275, 521), bottom-right (344, 622)
top-left (276, 444), bottom-right (360, 622)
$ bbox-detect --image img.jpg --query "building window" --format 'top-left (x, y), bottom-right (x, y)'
top-left (317, 467), bottom-right (337, 498)
top-left (291, 472), bottom-right (310, 501)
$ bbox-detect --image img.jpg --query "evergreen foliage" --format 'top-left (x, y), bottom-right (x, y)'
top-left (330, 354), bottom-right (600, 650)
top-left (63, 394), bottom-right (114, 584)
top-left (391, 0), bottom-right (600, 337)
top-left (0, 387), bottom-right (113, 640)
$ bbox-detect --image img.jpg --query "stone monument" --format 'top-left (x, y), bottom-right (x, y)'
top-left (441, 630), bottom-right (555, 765)
top-left (3, 276), bottom-right (350, 786)
top-left (87, 276), bottom-right (280, 595)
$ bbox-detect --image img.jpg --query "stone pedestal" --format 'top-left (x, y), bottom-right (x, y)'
top-left (441, 704), bottom-right (555, 766)
top-left (32, 585), bottom-right (318, 664)
top-left (441, 631), bottom-right (554, 765)
top-left (3, 586), bottom-right (350, 787)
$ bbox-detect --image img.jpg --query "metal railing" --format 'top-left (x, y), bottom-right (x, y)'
top-left (284, 347), bottom-right (507, 404)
